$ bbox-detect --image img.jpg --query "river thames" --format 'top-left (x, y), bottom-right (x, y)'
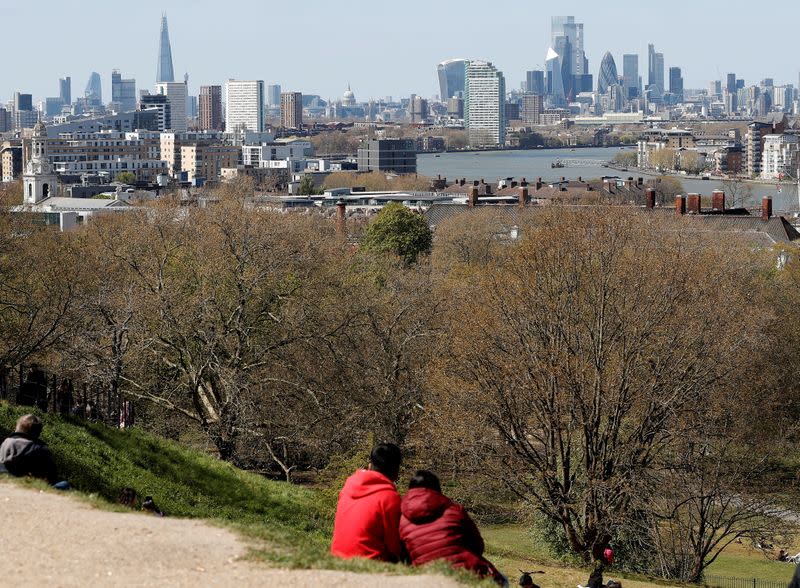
top-left (418, 147), bottom-right (800, 211)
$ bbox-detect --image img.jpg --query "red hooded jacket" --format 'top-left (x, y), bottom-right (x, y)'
top-left (330, 469), bottom-right (402, 562)
top-left (399, 487), bottom-right (495, 575)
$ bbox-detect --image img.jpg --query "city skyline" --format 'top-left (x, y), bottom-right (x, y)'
top-left (2, 0), bottom-right (800, 104)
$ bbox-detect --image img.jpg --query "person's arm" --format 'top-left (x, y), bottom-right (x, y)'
top-left (383, 493), bottom-right (403, 563)
top-left (35, 446), bottom-right (59, 485)
top-left (789, 564), bottom-right (800, 588)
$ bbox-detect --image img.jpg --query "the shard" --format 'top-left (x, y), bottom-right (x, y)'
top-left (156, 14), bottom-right (175, 83)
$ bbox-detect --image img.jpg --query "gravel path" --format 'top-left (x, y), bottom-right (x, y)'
top-left (0, 481), bottom-right (459, 587)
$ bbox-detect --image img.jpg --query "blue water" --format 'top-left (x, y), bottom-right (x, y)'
top-left (418, 147), bottom-right (800, 211)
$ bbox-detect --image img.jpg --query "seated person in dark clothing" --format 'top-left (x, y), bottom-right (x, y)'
top-left (0, 414), bottom-right (59, 485)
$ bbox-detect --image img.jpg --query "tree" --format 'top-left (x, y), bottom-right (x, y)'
top-left (613, 151), bottom-right (637, 168)
top-left (297, 175), bottom-right (321, 196)
top-left (650, 176), bottom-right (684, 206)
top-left (114, 171), bottom-right (136, 185)
top-left (649, 148), bottom-right (676, 172)
top-left (427, 207), bottom-right (768, 562)
top-left (721, 177), bottom-right (753, 208)
top-left (361, 202), bottom-right (432, 265)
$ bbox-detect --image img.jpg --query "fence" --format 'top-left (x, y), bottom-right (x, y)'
top-left (704, 575), bottom-right (788, 588)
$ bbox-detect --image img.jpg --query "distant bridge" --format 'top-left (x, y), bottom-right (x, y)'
top-left (553, 158), bottom-right (612, 167)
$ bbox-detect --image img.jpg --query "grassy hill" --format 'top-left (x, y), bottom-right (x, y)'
top-left (0, 403), bottom-right (388, 573)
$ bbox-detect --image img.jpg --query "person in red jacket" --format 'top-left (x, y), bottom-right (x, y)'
top-left (399, 470), bottom-right (506, 585)
top-left (330, 443), bottom-right (403, 562)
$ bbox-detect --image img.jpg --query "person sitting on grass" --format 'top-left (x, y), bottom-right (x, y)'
top-left (399, 470), bottom-right (507, 586)
top-left (0, 414), bottom-right (68, 489)
top-left (330, 442), bottom-right (403, 562)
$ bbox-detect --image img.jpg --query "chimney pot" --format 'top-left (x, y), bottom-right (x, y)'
top-left (468, 186), bottom-right (479, 208)
top-left (518, 186), bottom-right (529, 208)
top-left (761, 197), bottom-right (772, 220)
top-left (687, 193), bottom-right (701, 214)
top-left (645, 188), bottom-right (656, 209)
top-left (711, 190), bottom-right (726, 212)
top-left (675, 195), bottom-right (686, 215)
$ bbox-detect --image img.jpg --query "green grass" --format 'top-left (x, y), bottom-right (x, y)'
top-left (0, 403), bottom-right (435, 577)
top-left (706, 546), bottom-right (796, 582)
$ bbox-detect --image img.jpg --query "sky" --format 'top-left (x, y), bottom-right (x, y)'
top-left (3, 0), bottom-right (800, 104)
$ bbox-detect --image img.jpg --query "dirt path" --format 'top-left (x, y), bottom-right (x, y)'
top-left (0, 481), bottom-right (459, 587)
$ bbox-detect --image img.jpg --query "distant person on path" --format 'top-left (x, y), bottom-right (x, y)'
top-left (0, 414), bottom-right (59, 484)
top-left (399, 470), bottom-right (507, 586)
top-left (330, 443), bottom-right (403, 562)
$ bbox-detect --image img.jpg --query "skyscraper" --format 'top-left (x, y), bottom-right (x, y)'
top-left (139, 94), bottom-right (171, 131)
top-left (155, 82), bottom-right (188, 131)
top-left (669, 67), bottom-right (684, 102)
top-left (437, 59), bottom-right (469, 100)
top-left (59, 77), bottom-right (71, 105)
top-left (597, 52), bottom-right (618, 94)
top-left (199, 85), bottom-right (223, 131)
top-left (549, 16), bottom-right (589, 100)
top-left (726, 73), bottom-right (736, 94)
top-left (525, 70), bottom-right (545, 95)
top-left (85, 72), bottom-right (102, 106)
top-left (464, 60), bottom-right (505, 147)
top-left (647, 44), bottom-right (664, 100)
top-left (622, 54), bottom-right (639, 99)
top-left (267, 84), bottom-right (282, 107)
top-left (157, 15), bottom-right (175, 83)
top-left (14, 92), bottom-right (33, 112)
top-left (545, 47), bottom-right (566, 106)
top-left (111, 70), bottom-right (137, 112)
top-left (225, 80), bottom-right (264, 133)
top-left (280, 92), bottom-right (303, 129)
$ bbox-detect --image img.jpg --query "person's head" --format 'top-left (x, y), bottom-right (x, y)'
top-left (368, 443), bottom-right (402, 481)
top-left (408, 470), bottom-right (441, 493)
top-left (519, 572), bottom-right (534, 587)
top-left (15, 414), bottom-right (43, 439)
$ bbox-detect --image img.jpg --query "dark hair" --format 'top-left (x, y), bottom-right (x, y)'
top-left (519, 572), bottom-right (534, 586)
top-left (369, 443), bottom-right (402, 480)
top-left (408, 470), bottom-right (441, 493)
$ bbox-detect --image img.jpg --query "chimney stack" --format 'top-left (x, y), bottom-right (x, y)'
top-left (675, 195), bottom-right (686, 215)
top-left (687, 193), bottom-right (701, 214)
top-left (518, 186), bottom-right (529, 209)
top-left (468, 186), bottom-right (479, 208)
top-left (336, 200), bottom-right (346, 235)
top-left (711, 190), bottom-right (726, 212)
top-left (645, 188), bottom-right (656, 209)
top-left (762, 197), bottom-right (772, 220)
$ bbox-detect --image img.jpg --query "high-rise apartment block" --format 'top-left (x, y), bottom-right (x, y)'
top-left (280, 92), bottom-right (303, 129)
top-left (464, 60), bottom-right (505, 147)
top-left (521, 94), bottom-right (544, 125)
top-left (155, 82), bottom-right (188, 132)
top-left (225, 80), bottom-right (264, 133)
top-left (139, 94), bottom-right (171, 131)
top-left (199, 85), bottom-right (223, 131)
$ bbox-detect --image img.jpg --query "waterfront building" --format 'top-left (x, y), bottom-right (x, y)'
top-left (280, 92), bottom-right (303, 129)
top-left (464, 60), bottom-right (505, 147)
top-left (745, 113), bottom-right (787, 176)
top-left (225, 80), bottom-right (264, 133)
top-left (521, 94), bottom-right (543, 125)
top-left (154, 81), bottom-right (188, 132)
top-left (157, 15), bottom-right (175, 83)
top-left (199, 85), bottom-right (223, 131)
top-left (437, 59), bottom-right (469, 100)
top-left (597, 52), bottom-right (618, 95)
top-left (357, 138), bottom-right (416, 173)
top-left (761, 134), bottom-right (799, 179)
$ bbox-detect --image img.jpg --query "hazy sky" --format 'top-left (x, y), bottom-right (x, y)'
top-left (3, 0), bottom-right (800, 104)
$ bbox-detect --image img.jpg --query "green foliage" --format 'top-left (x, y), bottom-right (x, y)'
top-left (613, 151), bottom-right (637, 167)
top-left (361, 202), bottom-right (432, 265)
top-left (297, 175), bottom-right (320, 196)
top-left (114, 171), bottom-right (136, 185)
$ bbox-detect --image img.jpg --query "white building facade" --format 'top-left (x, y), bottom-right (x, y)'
top-left (761, 134), bottom-right (799, 180)
top-left (464, 61), bottom-right (506, 147)
top-left (225, 80), bottom-right (265, 133)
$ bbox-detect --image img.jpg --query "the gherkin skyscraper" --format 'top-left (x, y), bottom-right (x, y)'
top-left (156, 14), bottom-right (175, 83)
top-left (597, 51), bottom-right (618, 94)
